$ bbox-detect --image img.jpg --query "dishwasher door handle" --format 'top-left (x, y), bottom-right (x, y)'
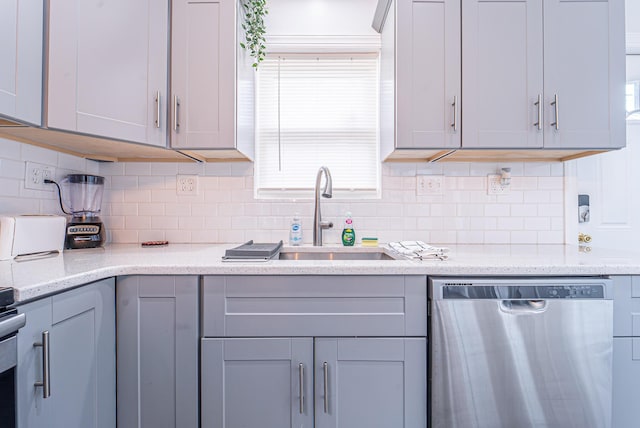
top-left (500, 300), bottom-right (547, 314)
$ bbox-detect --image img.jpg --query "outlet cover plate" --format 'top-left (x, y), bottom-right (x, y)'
top-left (487, 174), bottom-right (510, 195)
top-left (25, 161), bottom-right (56, 191)
top-left (417, 175), bottom-right (444, 195)
top-left (177, 175), bottom-right (199, 195)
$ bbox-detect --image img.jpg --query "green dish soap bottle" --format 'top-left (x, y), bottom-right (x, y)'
top-left (341, 212), bottom-right (355, 246)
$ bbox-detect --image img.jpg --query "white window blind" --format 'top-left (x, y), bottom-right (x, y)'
top-left (255, 54), bottom-right (380, 199)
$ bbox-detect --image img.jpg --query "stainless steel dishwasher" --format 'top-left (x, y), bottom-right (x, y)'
top-left (429, 277), bottom-right (613, 428)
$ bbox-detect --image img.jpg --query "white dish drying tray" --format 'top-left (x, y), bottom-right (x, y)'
top-left (388, 241), bottom-right (450, 260)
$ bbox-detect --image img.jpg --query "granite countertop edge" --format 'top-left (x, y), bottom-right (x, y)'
top-left (6, 243), bottom-right (640, 303)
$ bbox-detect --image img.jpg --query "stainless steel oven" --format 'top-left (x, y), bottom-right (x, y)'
top-left (0, 288), bottom-right (25, 428)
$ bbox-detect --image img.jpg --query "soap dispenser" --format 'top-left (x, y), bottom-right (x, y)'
top-left (341, 212), bottom-right (355, 246)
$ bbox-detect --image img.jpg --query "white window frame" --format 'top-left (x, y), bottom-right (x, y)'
top-left (254, 51), bottom-right (381, 200)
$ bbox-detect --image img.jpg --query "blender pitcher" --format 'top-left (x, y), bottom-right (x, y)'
top-left (61, 174), bottom-right (106, 249)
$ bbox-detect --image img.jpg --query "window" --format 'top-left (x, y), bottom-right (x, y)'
top-left (255, 53), bottom-right (380, 199)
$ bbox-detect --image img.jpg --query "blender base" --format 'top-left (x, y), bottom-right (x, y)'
top-left (65, 218), bottom-right (105, 249)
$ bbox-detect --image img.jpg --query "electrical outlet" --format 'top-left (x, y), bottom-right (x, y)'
top-left (487, 174), bottom-right (510, 195)
top-left (177, 175), bottom-right (199, 195)
top-left (25, 162), bottom-right (56, 191)
top-left (417, 175), bottom-right (444, 195)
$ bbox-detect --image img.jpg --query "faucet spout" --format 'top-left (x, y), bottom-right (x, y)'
top-left (313, 166), bottom-right (333, 246)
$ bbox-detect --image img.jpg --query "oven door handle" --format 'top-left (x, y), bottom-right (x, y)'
top-left (0, 313), bottom-right (25, 337)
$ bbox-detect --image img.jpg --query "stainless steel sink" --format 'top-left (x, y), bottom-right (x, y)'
top-left (278, 250), bottom-right (397, 261)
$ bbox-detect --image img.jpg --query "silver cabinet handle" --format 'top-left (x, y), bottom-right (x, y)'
top-left (323, 362), bottom-right (329, 413)
top-left (298, 363), bottom-right (304, 414)
top-left (534, 94), bottom-right (542, 130)
top-left (34, 331), bottom-right (50, 399)
top-left (451, 96), bottom-right (458, 132)
top-left (173, 95), bottom-right (180, 131)
top-left (550, 94), bottom-right (559, 130)
top-left (155, 90), bottom-right (161, 128)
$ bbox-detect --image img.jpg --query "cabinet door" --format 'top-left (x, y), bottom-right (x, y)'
top-left (314, 338), bottom-right (426, 428)
top-left (201, 338), bottom-right (314, 428)
top-left (17, 278), bottom-right (116, 428)
top-left (47, 0), bottom-right (168, 146)
top-left (16, 298), bottom-right (52, 428)
top-left (117, 276), bottom-right (199, 428)
top-left (170, 0), bottom-right (235, 149)
top-left (0, 0), bottom-right (43, 125)
top-left (396, 0), bottom-right (461, 149)
top-left (613, 337), bottom-right (640, 428)
top-left (543, 0), bottom-right (625, 149)
top-left (49, 278), bottom-right (116, 428)
top-left (462, 0), bottom-right (544, 148)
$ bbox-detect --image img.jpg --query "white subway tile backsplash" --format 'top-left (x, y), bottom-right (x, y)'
top-left (524, 162), bottom-right (551, 176)
top-left (125, 215), bottom-right (151, 230)
top-left (0, 138), bottom-right (23, 160)
top-left (139, 230), bottom-right (166, 242)
top-left (0, 139), bottom-right (574, 246)
top-left (124, 189), bottom-right (152, 203)
top-left (166, 229), bottom-right (191, 243)
top-left (125, 163), bottom-right (152, 176)
top-left (0, 159), bottom-right (25, 179)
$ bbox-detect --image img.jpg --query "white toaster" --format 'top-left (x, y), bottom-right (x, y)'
top-left (0, 215), bottom-right (67, 260)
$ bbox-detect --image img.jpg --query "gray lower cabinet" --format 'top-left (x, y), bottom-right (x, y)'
top-left (116, 275), bottom-right (199, 428)
top-left (201, 275), bottom-right (428, 428)
top-left (613, 276), bottom-right (640, 427)
top-left (16, 278), bottom-right (116, 428)
top-left (613, 337), bottom-right (640, 428)
top-left (201, 337), bottom-right (426, 428)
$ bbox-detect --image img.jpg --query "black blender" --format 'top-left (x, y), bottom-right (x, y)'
top-left (49, 174), bottom-right (106, 249)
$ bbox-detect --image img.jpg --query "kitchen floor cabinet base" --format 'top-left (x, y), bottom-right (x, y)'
top-left (16, 278), bottom-right (115, 428)
top-left (117, 275), bottom-right (199, 428)
top-left (201, 337), bottom-right (426, 428)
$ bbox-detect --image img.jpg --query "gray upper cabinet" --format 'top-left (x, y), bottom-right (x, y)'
top-left (379, 0), bottom-right (625, 155)
top-left (463, 0), bottom-right (625, 149)
top-left (16, 278), bottom-right (116, 428)
top-left (394, 0), bottom-right (461, 150)
top-left (462, 0), bottom-right (543, 149)
top-left (543, 0), bottom-right (626, 149)
top-left (0, 0), bottom-right (43, 126)
top-left (116, 275), bottom-right (199, 428)
top-left (47, 0), bottom-right (169, 147)
top-left (170, 0), bottom-right (254, 157)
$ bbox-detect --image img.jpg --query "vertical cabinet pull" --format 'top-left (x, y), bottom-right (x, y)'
top-left (534, 94), bottom-right (542, 130)
top-left (550, 94), bottom-right (559, 130)
top-left (173, 95), bottom-right (180, 131)
top-left (298, 363), bottom-right (304, 414)
top-left (323, 362), bottom-right (329, 413)
top-left (34, 331), bottom-right (50, 399)
top-left (451, 96), bottom-right (458, 132)
top-left (155, 90), bottom-right (161, 128)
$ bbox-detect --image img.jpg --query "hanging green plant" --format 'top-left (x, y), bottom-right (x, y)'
top-left (240, 0), bottom-right (268, 68)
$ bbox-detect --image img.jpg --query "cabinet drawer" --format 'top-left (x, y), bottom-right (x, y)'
top-left (202, 275), bottom-right (427, 337)
top-left (613, 276), bottom-right (640, 337)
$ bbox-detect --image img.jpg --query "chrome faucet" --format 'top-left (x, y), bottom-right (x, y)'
top-left (313, 166), bottom-right (333, 246)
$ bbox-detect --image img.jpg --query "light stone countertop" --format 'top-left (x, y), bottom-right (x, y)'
top-left (5, 243), bottom-right (640, 303)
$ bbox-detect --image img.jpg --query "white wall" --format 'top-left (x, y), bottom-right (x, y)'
top-left (98, 160), bottom-right (565, 245)
top-left (265, 0), bottom-right (379, 37)
top-left (0, 138), bottom-right (99, 215)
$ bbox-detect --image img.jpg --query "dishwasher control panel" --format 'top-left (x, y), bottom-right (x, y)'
top-left (441, 284), bottom-right (606, 299)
